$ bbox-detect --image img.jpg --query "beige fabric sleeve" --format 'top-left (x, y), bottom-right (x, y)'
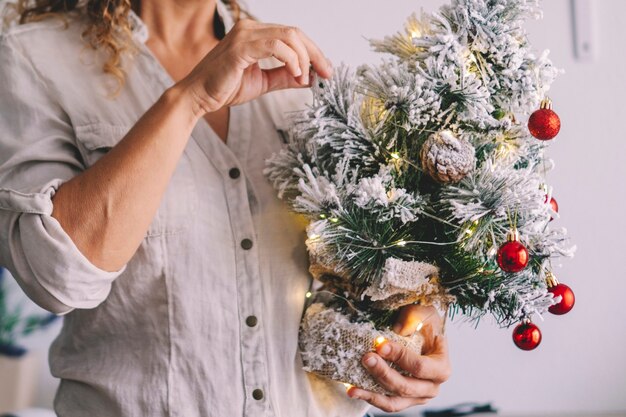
top-left (0, 34), bottom-right (125, 315)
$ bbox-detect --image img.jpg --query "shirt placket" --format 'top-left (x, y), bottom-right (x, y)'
top-left (218, 105), bottom-right (276, 417)
top-left (135, 22), bottom-right (275, 415)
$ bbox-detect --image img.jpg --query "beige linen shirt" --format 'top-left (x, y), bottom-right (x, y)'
top-left (0, 4), bottom-right (370, 417)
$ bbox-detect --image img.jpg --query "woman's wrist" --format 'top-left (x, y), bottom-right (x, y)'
top-left (167, 78), bottom-right (223, 124)
top-left (162, 80), bottom-right (217, 130)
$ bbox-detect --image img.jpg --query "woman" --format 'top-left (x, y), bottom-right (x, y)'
top-left (0, 0), bottom-right (451, 416)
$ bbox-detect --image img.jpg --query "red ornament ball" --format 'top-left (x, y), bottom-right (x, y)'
top-left (528, 108), bottom-right (561, 140)
top-left (549, 196), bottom-right (558, 213)
top-left (545, 195), bottom-right (559, 221)
top-left (497, 240), bottom-right (529, 273)
top-left (513, 321), bottom-right (542, 351)
top-left (548, 283), bottom-right (575, 315)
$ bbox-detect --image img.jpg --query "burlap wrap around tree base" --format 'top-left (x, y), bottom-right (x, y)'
top-left (299, 302), bottom-right (424, 394)
top-left (307, 254), bottom-right (453, 311)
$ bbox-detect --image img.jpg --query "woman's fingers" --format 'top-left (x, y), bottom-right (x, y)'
top-left (262, 66), bottom-right (311, 93)
top-left (241, 22), bottom-right (333, 80)
top-left (278, 27), bottom-right (311, 84)
top-left (375, 337), bottom-right (452, 383)
top-left (349, 336), bottom-right (451, 412)
top-left (347, 386), bottom-right (429, 413)
top-left (360, 352), bottom-right (440, 398)
top-left (243, 38), bottom-right (302, 78)
top-left (181, 19), bottom-right (332, 114)
top-left (294, 29), bottom-right (333, 79)
top-left (253, 26), bottom-right (312, 84)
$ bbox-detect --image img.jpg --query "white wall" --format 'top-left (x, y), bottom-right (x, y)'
top-left (250, 0), bottom-right (626, 415)
top-left (10, 0), bottom-right (626, 415)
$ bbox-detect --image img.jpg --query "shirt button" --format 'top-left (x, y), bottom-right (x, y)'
top-left (246, 315), bottom-right (258, 327)
top-left (229, 167), bottom-right (241, 179)
top-left (252, 389), bottom-right (264, 400)
top-left (241, 238), bottom-right (253, 250)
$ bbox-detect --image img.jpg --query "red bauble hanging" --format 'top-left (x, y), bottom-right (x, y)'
top-left (545, 195), bottom-right (559, 221)
top-left (497, 229), bottom-right (529, 273)
top-left (512, 320), bottom-right (542, 351)
top-left (549, 196), bottom-right (558, 215)
top-left (528, 98), bottom-right (561, 140)
top-left (546, 273), bottom-right (575, 315)
top-left (549, 197), bottom-right (559, 213)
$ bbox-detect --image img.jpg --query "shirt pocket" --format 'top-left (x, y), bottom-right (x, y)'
top-left (74, 123), bottom-right (197, 237)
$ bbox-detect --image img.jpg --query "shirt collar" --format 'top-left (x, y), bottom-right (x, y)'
top-left (128, 1), bottom-right (235, 44)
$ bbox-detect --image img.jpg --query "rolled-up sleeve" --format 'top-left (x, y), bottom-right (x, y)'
top-left (0, 33), bottom-right (124, 315)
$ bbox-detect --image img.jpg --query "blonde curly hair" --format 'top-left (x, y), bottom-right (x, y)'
top-left (8, 0), bottom-right (244, 92)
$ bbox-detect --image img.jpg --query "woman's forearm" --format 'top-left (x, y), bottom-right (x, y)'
top-left (51, 84), bottom-right (199, 272)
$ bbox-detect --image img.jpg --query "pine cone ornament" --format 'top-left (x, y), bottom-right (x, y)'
top-left (420, 130), bottom-right (476, 183)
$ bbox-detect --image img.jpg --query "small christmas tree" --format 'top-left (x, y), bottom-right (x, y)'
top-left (265, 0), bottom-right (575, 392)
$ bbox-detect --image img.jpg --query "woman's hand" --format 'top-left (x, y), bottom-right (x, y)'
top-left (177, 19), bottom-right (333, 118)
top-left (348, 305), bottom-right (452, 413)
